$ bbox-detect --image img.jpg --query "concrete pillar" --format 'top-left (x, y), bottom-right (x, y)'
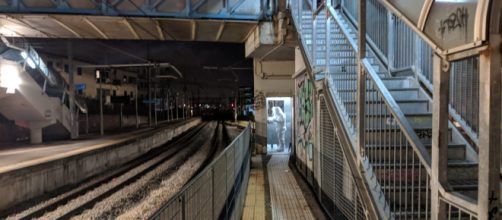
top-left (29, 124), bottom-right (42, 144)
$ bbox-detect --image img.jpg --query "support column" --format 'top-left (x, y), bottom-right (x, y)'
top-left (120, 103), bottom-right (123, 129)
top-left (356, 0), bottom-right (366, 162)
top-left (135, 83), bottom-right (139, 128)
top-left (29, 125), bottom-right (42, 144)
top-left (99, 72), bottom-right (104, 136)
top-left (67, 40), bottom-right (77, 139)
top-left (154, 82), bottom-right (157, 126)
top-left (176, 93), bottom-right (179, 120)
top-left (477, 32), bottom-right (501, 220)
top-left (148, 68), bottom-right (152, 127)
top-left (430, 55), bottom-right (449, 220)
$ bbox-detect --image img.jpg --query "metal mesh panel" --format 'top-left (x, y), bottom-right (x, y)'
top-left (449, 56), bottom-right (480, 141)
top-left (392, 16), bottom-right (415, 69)
top-left (184, 171), bottom-right (213, 220)
top-left (415, 37), bottom-right (434, 86)
top-left (150, 127), bottom-right (252, 220)
top-left (319, 96), bottom-right (368, 219)
top-left (320, 96), bottom-right (337, 215)
top-left (342, 0), bottom-right (358, 22)
top-left (367, 0), bottom-right (388, 57)
top-left (213, 158), bottom-right (227, 219)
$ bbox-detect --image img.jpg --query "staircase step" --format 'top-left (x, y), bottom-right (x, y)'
top-left (338, 88), bottom-right (420, 100)
top-left (343, 99), bottom-right (430, 115)
top-left (348, 113), bottom-right (432, 129)
top-left (365, 143), bottom-right (466, 161)
top-left (381, 181), bottom-right (477, 207)
top-left (372, 161), bottom-right (478, 182)
top-left (363, 127), bottom-right (452, 145)
top-left (332, 77), bottom-right (419, 90)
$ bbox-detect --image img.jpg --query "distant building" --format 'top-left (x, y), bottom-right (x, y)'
top-left (43, 56), bottom-right (138, 105)
top-left (238, 86), bottom-right (254, 116)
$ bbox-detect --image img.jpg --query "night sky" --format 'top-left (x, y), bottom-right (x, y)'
top-left (26, 38), bottom-right (253, 98)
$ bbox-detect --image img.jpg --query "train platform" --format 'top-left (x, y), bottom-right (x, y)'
top-left (0, 119), bottom-right (189, 174)
top-left (243, 153), bottom-right (325, 220)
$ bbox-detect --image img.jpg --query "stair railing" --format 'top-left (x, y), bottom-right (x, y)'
top-left (327, 4), bottom-right (479, 220)
top-left (290, 0), bottom-right (480, 218)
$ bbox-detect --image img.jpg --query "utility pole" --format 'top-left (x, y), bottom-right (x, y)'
top-left (148, 67), bottom-right (152, 127)
top-left (135, 80), bottom-right (139, 128)
top-left (98, 69), bottom-right (104, 136)
top-left (67, 40), bottom-right (77, 139)
top-left (176, 92), bottom-right (179, 120)
top-left (154, 81), bottom-right (157, 126)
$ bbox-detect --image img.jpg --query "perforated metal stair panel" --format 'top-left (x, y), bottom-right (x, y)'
top-left (320, 96), bottom-right (367, 220)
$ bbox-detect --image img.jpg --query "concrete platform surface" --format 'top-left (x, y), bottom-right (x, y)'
top-left (0, 120), bottom-right (182, 174)
top-left (243, 153), bottom-right (319, 220)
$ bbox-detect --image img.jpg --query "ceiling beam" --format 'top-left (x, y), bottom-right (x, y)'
top-left (50, 16), bottom-right (83, 38)
top-left (123, 18), bottom-right (140, 39)
top-left (216, 22), bottom-right (225, 41)
top-left (7, 15), bottom-right (51, 38)
top-left (191, 20), bottom-right (196, 41)
top-left (83, 17), bottom-right (108, 39)
top-left (154, 19), bottom-right (165, 40)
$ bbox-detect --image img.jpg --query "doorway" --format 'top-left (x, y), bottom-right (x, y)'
top-left (266, 97), bottom-right (292, 154)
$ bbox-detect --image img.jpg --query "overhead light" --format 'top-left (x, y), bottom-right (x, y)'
top-left (20, 51), bottom-right (36, 69)
top-left (0, 62), bottom-right (21, 94)
top-left (0, 27), bottom-right (17, 37)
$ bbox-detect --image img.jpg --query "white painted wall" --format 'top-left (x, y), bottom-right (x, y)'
top-left (253, 59), bottom-right (294, 154)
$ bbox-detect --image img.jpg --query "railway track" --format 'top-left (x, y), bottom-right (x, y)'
top-left (4, 121), bottom-right (226, 220)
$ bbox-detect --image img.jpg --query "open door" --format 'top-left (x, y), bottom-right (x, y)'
top-left (266, 97), bottom-right (292, 154)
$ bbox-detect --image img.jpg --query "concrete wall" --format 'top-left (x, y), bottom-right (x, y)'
top-left (253, 59), bottom-right (294, 154)
top-left (78, 115), bottom-right (149, 134)
top-left (0, 118), bottom-right (201, 211)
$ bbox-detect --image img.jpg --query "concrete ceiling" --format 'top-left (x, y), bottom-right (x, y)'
top-left (0, 14), bottom-right (258, 43)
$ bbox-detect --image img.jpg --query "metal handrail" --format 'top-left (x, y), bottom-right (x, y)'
top-left (328, 4), bottom-right (479, 217)
top-left (362, 58), bottom-right (432, 172)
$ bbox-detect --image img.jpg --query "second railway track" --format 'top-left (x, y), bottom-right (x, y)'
top-left (4, 121), bottom-right (227, 220)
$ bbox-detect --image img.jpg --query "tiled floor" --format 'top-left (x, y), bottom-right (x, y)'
top-left (243, 156), bottom-right (267, 220)
top-left (243, 154), bottom-right (316, 220)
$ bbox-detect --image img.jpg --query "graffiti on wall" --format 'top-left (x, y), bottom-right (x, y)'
top-left (295, 73), bottom-right (314, 166)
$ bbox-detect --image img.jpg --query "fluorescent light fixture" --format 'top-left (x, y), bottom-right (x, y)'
top-left (20, 51), bottom-right (36, 69)
top-left (0, 63), bottom-right (21, 94)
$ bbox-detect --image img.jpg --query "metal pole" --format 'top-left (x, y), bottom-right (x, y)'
top-left (166, 90), bottom-right (171, 121)
top-left (86, 112), bottom-right (89, 134)
top-left (148, 67), bottom-right (152, 127)
top-left (182, 93), bottom-right (185, 120)
top-left (430, 55), bottom-right (449, 220)
top-left (477, 24), bottom-right (501, 220)
top-left (356, 0), bottom-right (366, 164)
top-left (176, 92), bottom-right (179, 120)
top-left (99, 73), bottom-right (104, 136)
top-left (68, 40), bottom-right (76, 139)
top-left (154, 82), bottom-right (157, 126)
top-left (135, 83), bottom-right (139, 128)
top-left (120, 103), bottom-right (123, 129)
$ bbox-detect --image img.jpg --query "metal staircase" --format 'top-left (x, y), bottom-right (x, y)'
top-left (289, 0), bottom-right (489, 219)
top-left (0, 37), bottom-right (83, 143)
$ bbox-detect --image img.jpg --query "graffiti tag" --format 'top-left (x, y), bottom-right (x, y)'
top-left (438, 7), bottom-right (469, 40)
